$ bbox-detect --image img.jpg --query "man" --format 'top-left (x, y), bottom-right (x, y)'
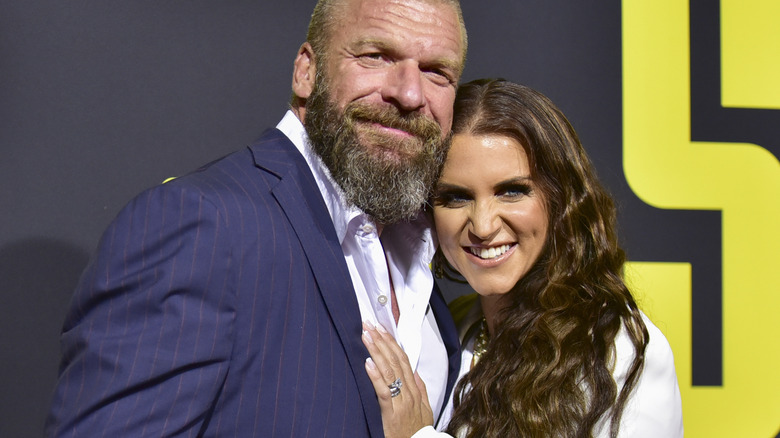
top-left (45, 0), bottom-right (467, 436)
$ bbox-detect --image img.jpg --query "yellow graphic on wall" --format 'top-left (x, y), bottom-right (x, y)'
top-left (622, 0), bottom-right (780, 436)
top-left (721, 0), bottom-right (780, 109)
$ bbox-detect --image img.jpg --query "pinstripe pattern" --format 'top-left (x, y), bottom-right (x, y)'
top-left (45, 129), bottom-right (459, 437)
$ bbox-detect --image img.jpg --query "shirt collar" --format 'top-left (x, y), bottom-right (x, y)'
top-left (276, 110), bottom-right (436, 262)
top-left (276, 110), bottom-right (360, 244)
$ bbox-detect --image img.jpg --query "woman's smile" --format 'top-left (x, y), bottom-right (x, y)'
top-left (434, 134), bottom-right (548, 298)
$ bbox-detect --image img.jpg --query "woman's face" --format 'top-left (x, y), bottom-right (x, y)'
top-left (433, 134), bottom-right (548, 298)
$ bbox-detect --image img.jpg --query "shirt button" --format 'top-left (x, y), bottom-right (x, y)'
top-left (377, 294), bottom-right (388, 305)
top-left (361, 224), bottom-right (375, 234)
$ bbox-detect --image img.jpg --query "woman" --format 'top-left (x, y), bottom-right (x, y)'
top-left (362, 79), bottom-right (683, 438)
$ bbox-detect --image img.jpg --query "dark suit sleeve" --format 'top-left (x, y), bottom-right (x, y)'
top-left (46, 183), bottom-right (236, 437)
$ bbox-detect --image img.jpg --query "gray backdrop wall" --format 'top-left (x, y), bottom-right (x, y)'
top-left (2, 1), bottom-right (778, 436)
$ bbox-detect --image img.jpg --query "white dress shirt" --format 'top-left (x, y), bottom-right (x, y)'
top-left (414, 299), bottom-right (684, 438)
top-left (276, 111), bottom-right (449, 420)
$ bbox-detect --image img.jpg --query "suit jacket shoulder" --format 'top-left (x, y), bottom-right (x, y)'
top-left (46, 128), bottom-right (385, 437)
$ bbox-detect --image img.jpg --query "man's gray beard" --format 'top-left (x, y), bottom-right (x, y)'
top-left (303, 74), bottom-right (450, 225)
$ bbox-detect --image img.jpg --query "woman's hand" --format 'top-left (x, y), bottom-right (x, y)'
top-left (362, 321), bottom-right (434, 438)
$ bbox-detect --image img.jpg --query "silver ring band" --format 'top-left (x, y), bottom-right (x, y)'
top-left (388, 377), bottom-right (402, 398)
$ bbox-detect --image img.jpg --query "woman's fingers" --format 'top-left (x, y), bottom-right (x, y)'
top-left (361, 321), bottom-right (434, 438)
top-left (362, 323), bottom-right (411, 403)
top-left (362, 328), bottom-right (394, 407)
top-left (367, 323), bottom-right (417, 391)
top-left (413, 371), bottom-right (430, 410)
top-left (366, 324), bottom-right (416, 377)
top-left (364, 355), bottom-right (391, 403)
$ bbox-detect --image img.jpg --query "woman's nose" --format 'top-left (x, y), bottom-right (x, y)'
top-left (469, 203), bottom-right (501, 241)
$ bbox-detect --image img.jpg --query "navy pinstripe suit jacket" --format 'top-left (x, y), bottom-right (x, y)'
top-left (46, 128), bottom-right (460, 437)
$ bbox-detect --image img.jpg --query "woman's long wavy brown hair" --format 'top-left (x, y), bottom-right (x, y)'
top-left (439, 79), bottom-right (649, 438)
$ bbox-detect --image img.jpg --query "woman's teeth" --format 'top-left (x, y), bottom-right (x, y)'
top-left (470, 244), bottom-right (511, 260)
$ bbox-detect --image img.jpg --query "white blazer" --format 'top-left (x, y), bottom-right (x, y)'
top-left (414, 299), bottom-right (684, 438)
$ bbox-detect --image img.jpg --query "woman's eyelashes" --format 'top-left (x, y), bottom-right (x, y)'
top-left (496, 182), bottom-right (533, 200)
top-left (433, 187), bottom-right (471, 208)
top-left (433, 181), bottom-right (534, 208)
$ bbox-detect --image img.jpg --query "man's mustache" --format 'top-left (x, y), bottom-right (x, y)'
top-left (344, 103), bottom-right (441, 140)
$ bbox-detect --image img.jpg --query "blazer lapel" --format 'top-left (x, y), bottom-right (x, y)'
top-left (429, 282), bottom-right (461, 421)
top-left (249, 129), bottom-right (384, 437)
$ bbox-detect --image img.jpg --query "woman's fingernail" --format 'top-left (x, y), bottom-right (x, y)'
top-left (366, 357), bottom-right (376, 370)
top-left (376, 323), bottom-right (387, 334)
top-left (362, 330), bottom-right (374, 344)
top-left (363, 320), bottom-right (375, 330)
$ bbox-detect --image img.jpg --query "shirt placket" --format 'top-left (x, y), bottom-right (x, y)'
top-left (356, 222), bottom-right (397, 337)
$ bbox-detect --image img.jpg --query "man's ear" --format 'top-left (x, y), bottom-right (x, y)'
top-left (292, 42), bottom-right (317, 99)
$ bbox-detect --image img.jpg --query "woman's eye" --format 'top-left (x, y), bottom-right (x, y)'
top-left (433, 191), bottom-right (470, 208)
top-left (498, 184), bottom-right (532, 199)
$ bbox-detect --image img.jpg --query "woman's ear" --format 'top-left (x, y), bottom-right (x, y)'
top-left (292, 42), bottom-right (317, 99)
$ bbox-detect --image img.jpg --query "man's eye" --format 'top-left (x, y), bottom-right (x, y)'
top-left (359, 52), bottom-right (386, 62)
top-left (421, 67), bottom-right (454, 86)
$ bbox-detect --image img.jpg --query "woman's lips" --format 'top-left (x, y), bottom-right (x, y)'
top-left (464, 243), bottom-right (516, 265)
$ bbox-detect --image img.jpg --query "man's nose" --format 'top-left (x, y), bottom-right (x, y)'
top-left (382, 60), bottom-right (426, 112)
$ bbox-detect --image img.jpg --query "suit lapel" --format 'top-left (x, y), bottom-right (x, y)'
top-left (429, 282), bottom-right (461, 421)
top-left (249, 130), bottom-right (384, 437)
